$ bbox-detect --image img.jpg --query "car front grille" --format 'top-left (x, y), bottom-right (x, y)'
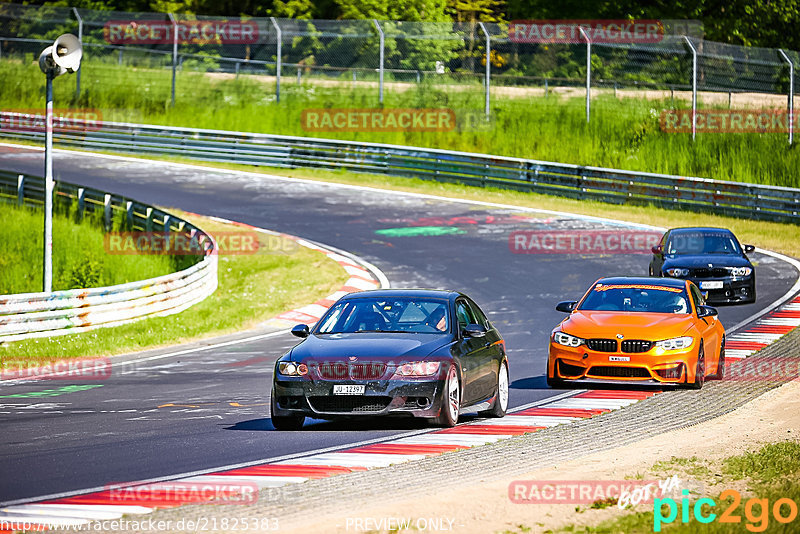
top-left (586, 339), bottom-right (617, 352)
top-left (621, 340), bottom-right (654, 353)
top-left (692, 267), bottom-right (728, 278)
top-left (317, 362), bottom-right (387, 380)
top-left (588, 366), bottom-right (652, 378)
top-left (307, 396), bottom-right (392, 413)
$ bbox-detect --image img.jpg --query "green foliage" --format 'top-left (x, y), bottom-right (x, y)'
top-left (0, 203), bottom-right (176, 294)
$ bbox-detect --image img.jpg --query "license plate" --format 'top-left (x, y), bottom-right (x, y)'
top-left (333, 384), bottom-right (365, 395)
top-left (609, 356), bottom-right (630, 362)
top-left (700, 281), bottom-right (724, 290)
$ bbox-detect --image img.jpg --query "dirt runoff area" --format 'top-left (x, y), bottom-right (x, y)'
top-left (286, 378), bottom-right (800, 534)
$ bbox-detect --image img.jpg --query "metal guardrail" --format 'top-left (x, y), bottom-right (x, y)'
top-left (0, 169), bottom-right (218, 342)
top-left (0, 112), bottom-right (799, 223)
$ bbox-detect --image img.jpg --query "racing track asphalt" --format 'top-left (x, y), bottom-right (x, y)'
top-left (0, 145), bottom-right (796, 504)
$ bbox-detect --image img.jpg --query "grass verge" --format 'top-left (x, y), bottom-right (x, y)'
top-left (1, 209), bottom-right (349, 363)
top-left (0, 202), bottom-right (176, 293)
top-left (547, 441), bottom-right (800, 534)
top-left (1, 59), bottom-right (799, 187)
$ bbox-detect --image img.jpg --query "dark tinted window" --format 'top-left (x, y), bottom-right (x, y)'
top-left (666, 231), bottom-right (742, 255)
top-left (317, 297), bottom-right (449, 334)
top-left (579, 283), bottom-right (690, 314)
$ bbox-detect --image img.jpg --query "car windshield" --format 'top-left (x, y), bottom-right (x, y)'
top-left (578, 283), bottom-right (690, 314)
top-left (666, 231), bottom-right (741, 255)
top-left (316, 297), bottom-right (450, 334)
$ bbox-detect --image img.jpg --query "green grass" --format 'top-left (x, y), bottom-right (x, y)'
top-left (1, 210), bottom-right (349, 362)
top-left (0, 202), bottom-right (176, 293)
top-left (551, 441), bottom-right (800, 534)
top-left (1, 59), bottom-right (799, 188)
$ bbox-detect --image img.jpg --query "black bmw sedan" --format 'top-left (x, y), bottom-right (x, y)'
top-left (649, 227), bottom-right (756, 304)
top-left (270, 289), bottom-right (508, 430)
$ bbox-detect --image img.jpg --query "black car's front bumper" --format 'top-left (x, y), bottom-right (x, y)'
top-left (272, 376), bottom-right (447, 419)
top-left (691, 276), bottom-right (755, 304)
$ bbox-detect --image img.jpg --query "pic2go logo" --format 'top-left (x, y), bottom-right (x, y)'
top-left (654, 489), bottom-right (799, 532)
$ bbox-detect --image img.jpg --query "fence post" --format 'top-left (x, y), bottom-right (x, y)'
top-left (372, 19), bottom-right (384, 104)
top-left (778, 49), bottom-right (794, 145)
top-left (104, 193), bottom-right (112, 231)
top-left (17, 174), bottom-right (24, 206)
top-left (479, 22), bottom-right (491, 119)
top-left (72, 8), bottom-right (83, 98)
top-left (270, 17), bottom-right (281, 103)
top-left (77, 187), bottom-right (85, 221)
top-left (168, 13), bottom-right (178, 107)
top-left (579, 27), bottom-right (590, 123)
top-left (683, 36), bottom-right (697, 141)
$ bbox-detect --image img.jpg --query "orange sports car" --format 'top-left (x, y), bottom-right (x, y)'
top-left (547, 277), bottom-right (725, 389)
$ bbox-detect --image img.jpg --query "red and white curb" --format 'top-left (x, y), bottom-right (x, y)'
top-left (202, 215), bottom-right (388, 328)
top-left (724, 295), bottom-right (800, 359)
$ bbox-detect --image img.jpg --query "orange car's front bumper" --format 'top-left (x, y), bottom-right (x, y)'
top-left (548, 341), bottom-right (699, 385)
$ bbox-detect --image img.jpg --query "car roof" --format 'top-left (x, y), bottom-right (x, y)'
top-left (340, 289), bottom-right (461, 300)
top-left (594, 276), bottom-right (687, 289)
top-left (667, 227), bottom-right (735, 235)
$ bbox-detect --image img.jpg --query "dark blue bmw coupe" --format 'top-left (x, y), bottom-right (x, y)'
top-left (270, 289), bottom-right (508, 429)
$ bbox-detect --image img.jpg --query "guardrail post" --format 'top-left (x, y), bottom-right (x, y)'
top-left (164, 214), bottom-right (172, 233)
top-left (168, 13), bottom-right (178, 107)
top-left (778, 49), bottom-right (794, 145)
top-left (126, 201), bottom-right (134, 229)
top-left (270, 17), bottom-right (282, 103)
top-left (72, 8), bottom-right (83, 98)
top-left (479, 22), bottom-right (491, 119)
top-left (104, 193), bottom-right (112, 230)
top-left (77, 187), bottom-right (85, 221)
top-left (579, 27), bottom-right (591, 123)
top-left (373, 19), bottom-right (384, 104)
top-left (683, 36), bottom-right (698, 141)
top-left (17, 174), bottom-right (24, 206)
top-left (145, 206), bottom-right (153, 232)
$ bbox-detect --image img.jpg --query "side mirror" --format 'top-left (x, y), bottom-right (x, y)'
top-left (291, 324), bottom-right (310, 338)
top-left (555, 301), bottom-right (576, 313)
top-left (651, 245), bottom-right (662, 254)
top-left (744, 244), bottom-right (755, 253)
top-left (697, 306), bottom-right (718, 318)
top-left (463, 324), bottom-right (487, 338)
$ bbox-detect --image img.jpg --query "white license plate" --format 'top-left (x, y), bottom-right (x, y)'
top-left (333, 384), bottom-right (365, 395)
top-left (700, 281), bottom-right (724, 290)
top-left (609, 356), bottom-right (630, 362)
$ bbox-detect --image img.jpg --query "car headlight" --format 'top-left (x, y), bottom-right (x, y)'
top-left (665, 268), bottom-right (690, 277)
top-left (655, 336), bottom-right (694, 351)
top-left (394, 361), bottom-right (441, 377)
top-left (729, 267), bottom-right (752, 277)
top-left (553, 331), bottom-right (585, 348)
top-left (278, 361), bottom-right (308, 376)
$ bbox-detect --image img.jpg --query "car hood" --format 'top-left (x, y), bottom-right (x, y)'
top-left (662, 254), bottom-right (751, 268)
top-left (289, 333), bottom-right (453, 362)
top-left (559, 311), bottom-right (692, 340)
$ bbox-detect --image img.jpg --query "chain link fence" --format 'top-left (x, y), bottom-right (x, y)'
top-left (1, 3), bottom-right (798, 142)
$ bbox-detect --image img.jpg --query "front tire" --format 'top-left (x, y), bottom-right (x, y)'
top-left (270, 395), bottom-right (305, 431)
top-left (480, 360), bottom-right (509, 418)
top-left (434, 365), bottom-right (461, 427)
top-left (689, 344), bottom-right (706, 390)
